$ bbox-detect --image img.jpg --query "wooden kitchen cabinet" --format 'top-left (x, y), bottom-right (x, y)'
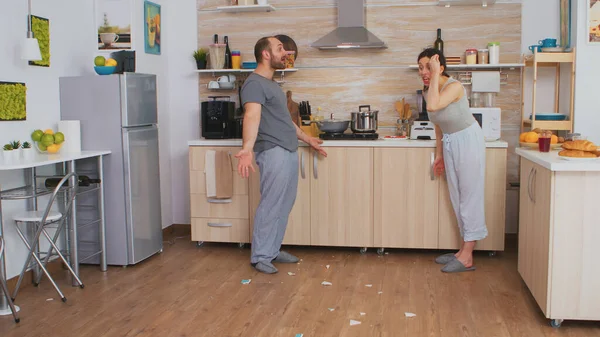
top-left (189, 146), bottom-right (250, 244)
top-left (374, 148), bottom-right (439, 249)
top-left (248, 147), bottom-right (311, 245)
top-left (516, 156), bottom-right (600, 326)
top-left (310, 147), bottom-right (374, 247)
top-left (438, 148), bottom-right (507, 251)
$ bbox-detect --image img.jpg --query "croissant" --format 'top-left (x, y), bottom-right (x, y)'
top-left (558, 149), bottom-right (598, 158)
top-left (561, 140), bottom-right (598, 152)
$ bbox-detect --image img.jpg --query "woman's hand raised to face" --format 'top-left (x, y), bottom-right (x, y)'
top-left (429, 55), bottom-right (441, 76)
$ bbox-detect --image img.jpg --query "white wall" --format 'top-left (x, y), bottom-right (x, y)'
top-left (0, 0), bottom-right (96, 278)
top-left (165, 0), bottom-right (199, 225)
top-left (573, 0), bottom-right (600, 144)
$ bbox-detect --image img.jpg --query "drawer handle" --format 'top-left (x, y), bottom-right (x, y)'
top-left (208, 222), bottom-right (232, 227)
top-left (300, 150), bottom-right (305, 179)
top-left (430, 152), bottom-right (435, 181)
top-left (313, 151), bottom-right (318, 179)
top-left (207, 198), bottom-right (232, 204)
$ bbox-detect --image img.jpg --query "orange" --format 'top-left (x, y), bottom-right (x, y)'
top-left (44, 129), bottom-right (54, 135)
top-left (524, 132), bottom-right (539, 143)
top-left (519, 132), bottom-right (527, 142)
top-left (551, 135), bottom-right (558, 144)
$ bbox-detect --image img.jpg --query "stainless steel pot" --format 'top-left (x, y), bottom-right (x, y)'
top-left (351, 105), bottom-right (378, 133)
top-left (311, 113), bottom-right (350, 134)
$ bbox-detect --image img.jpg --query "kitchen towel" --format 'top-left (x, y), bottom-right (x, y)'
top-left (471, 71), bottom-right (500, 93)
top-left (58, 120), bottom-right (81, 153)
top-left (214, 150), bottom-right (233, 199)
top-left (204, 150), bottom-right (233, 202)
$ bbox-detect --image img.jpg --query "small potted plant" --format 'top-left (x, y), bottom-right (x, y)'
top-left (21, 141), bottom-right (34, 160)
top-left (10, 140), bottom-right (21, 156)
top-left (193, 48), bottom-right (207, 70)
top-left (3, 143), bottom-right (15, 162)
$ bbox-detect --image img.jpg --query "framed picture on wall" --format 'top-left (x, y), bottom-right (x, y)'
top-left (589, 0), bottom-right (600, 44)
top-left (144, 1), bottom-right (161, 55)
top-left (95, 0), bottom-right (133, 51)
top-left (28, 15), bottom-right (50, 67)
top-left (0, 81), bottom-right (27, 121)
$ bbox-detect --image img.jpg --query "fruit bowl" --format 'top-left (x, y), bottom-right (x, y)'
top-left (94, 66), bottom-right (116, 75)
top-left (34, 141), bottom-right (63, 154)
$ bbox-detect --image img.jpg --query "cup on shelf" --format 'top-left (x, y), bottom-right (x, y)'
top-left (217, 75), bottom-right (230, 83)
top-left (208, 81), bottom-right (220, 89)
top-left (539, 38), bottom-right (557, 48)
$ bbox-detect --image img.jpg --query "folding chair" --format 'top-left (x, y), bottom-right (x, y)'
top-left (0, 236), bottom-right (20, 323)
top-left (11, 172), bottom-right (84, 303)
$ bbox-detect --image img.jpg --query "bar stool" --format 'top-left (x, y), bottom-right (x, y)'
top-left (11, 172), bottom-right (84, 303)
top-left (0, 236), bottom-right (20, 323)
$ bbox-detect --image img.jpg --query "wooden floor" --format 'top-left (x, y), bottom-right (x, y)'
top-left (1, 230), bottom-right (599, 337)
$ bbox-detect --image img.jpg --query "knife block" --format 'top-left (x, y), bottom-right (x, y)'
top-left (300, 116), bottom-right (321, 138)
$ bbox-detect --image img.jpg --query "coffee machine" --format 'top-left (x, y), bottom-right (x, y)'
top-left (201, 96), bottom-right (242, 139)
top-left (410, 89), bottom-right (436, 140)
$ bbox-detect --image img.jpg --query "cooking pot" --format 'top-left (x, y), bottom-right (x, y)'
top-left (351, 105), bottom-right (378, 133)
top-left (309, 113), bottom-right (350, 134)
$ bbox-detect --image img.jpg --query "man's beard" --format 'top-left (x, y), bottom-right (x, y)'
top-left (269, 52), bottom-right (285, 69)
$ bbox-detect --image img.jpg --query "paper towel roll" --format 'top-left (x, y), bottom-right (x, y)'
top-left (58, 120), bottom-right (81, 153)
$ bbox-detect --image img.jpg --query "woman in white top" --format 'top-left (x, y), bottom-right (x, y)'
top-left (417, 48), bottom-right (488, 273)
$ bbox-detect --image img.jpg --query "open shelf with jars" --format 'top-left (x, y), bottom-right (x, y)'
top-left (216, 4), bottom-right (276, 13)
top-left (520, 49), bottom-right (575, 134)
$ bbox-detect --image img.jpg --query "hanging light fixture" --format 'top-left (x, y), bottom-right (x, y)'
top-left (21, 0), bottom-right (42, 61)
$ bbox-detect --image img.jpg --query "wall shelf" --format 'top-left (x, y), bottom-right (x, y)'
top-left (216, 4), bottom-right (276, 13)
top-left (408, 63), bottom-right (524, 70)
top-left (196, 68), bottom-right (297, 82)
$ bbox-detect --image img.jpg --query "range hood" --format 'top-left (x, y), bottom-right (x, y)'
top-left (311, 0), bottom-right (387, 50)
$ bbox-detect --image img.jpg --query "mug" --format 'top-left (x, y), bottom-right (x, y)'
top-left (100, 33), bottom-right (119, 46)
top-left (539, 38), bottom-right (557, 48)
top-left (208, 81), bottom-right (220, 89)
top-left (217, 75), bottom-right (230, 83)
top-left (529, 44), bottom-right (542, 53)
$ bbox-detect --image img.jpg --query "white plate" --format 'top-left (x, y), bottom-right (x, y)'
top-left (559, 156), bottom-right (599, 162)
top-left (541, 47), bottom-right (565, 53)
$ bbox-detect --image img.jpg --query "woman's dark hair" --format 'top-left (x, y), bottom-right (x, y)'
top-left (417, 48), bottom-right (450, 78)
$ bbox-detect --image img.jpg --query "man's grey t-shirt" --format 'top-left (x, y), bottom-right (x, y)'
top-left (241, 73), bottom-right (298, 153)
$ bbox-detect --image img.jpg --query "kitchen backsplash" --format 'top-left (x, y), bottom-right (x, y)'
top-left (197, 0), bottom-right (522, 183)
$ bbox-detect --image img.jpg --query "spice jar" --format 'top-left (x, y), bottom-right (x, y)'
top-left (231, 50), bottom-right (241, 69)
top-left (465, 49), bottom-right (477, 65)
top-left (478, 49), bottom-right (489, 64)
top-left (488, 42), bottom-right (500, 64)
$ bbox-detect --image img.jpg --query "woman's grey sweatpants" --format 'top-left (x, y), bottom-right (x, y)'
top-left (442, 122), bottom-right (488, 242)
top-left (250, 146), bottom-right (299, 264)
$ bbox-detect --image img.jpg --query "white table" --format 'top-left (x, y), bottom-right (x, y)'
top-left (0, 150), bottom-right (110, 316)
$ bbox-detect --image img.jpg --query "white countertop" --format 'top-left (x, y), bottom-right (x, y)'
top-left (0, 150), bottom-right (111, 170)
top-left (188, 139), bottom-right (508, 148)
top-left (515, 147), bottom-right (600, 172)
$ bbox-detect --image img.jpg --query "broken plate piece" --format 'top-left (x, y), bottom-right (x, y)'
top-left (288, 272), bottom-right (296, 276)
top-left (326, 265), bottom-right (330, 269)
top-left (241, 279), bottom-right (251, 285)
top-left (350, 320), bottom-right (361, 326)
top-left (405, 312), bottom-right (416, 318)
top-left (360, 312), bottom-right (366, 316)
top-left (321, 281), bottom-right (332, 286)
top-left (328, 308), bottom-right (335, 312)
top-left (365, 284), bottom-right (373, 288)
top-left (295, 334), bottom-right (303, 337)
top-left (378, 291), bottom-right (383, 295)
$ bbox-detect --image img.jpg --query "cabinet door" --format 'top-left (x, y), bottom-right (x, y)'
top-left (438, 148), bottom-right (507, 250)
top-left (310, 147), bottom-right (373, 247)
top-left (248, 147), bottom-right (311, 245)
top-left (374, 148), bottom-right (439, 248)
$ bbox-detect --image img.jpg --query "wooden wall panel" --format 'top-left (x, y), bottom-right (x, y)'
top-left (197, 1), bottom-right (522, 183)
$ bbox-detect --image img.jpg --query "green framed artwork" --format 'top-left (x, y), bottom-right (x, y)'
top-left (144, 1), bottom-right (161, 55)
top-left (28, 15), bottom-right (50, 67)
top-left (0, 82), bottom-right (27, 121)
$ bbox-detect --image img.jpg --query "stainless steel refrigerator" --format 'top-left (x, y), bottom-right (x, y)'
top-left (59, 73), bottom-right (163, 266)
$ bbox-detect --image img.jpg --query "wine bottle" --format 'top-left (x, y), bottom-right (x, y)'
top-left (45, 175), bottom-right (101, 188)
top-left (434, 28), bottom-right (444, 54)
top-left (213, 34), bottom-right (219, 44)
top-left (224, 36), bottom-right (232, 69)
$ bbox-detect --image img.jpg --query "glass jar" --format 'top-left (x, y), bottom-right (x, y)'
top-left (488, 42), bottom-right (500, 64)
top-left (465, 49), bottom-right (477, 65)
top-left (478, 49), bottom-right (489, 64)
top-left (231, 50), bottom-right (241, 69)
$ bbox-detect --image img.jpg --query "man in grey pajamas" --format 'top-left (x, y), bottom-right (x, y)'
top-left (235, 36), bottom-right (327, 274)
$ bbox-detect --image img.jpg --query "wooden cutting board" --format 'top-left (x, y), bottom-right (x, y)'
top-left (287, 90), bottom-right (300, 126)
